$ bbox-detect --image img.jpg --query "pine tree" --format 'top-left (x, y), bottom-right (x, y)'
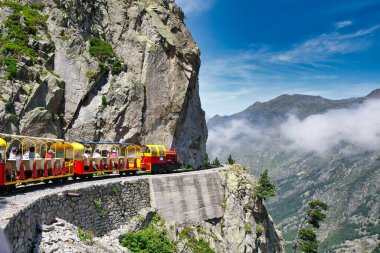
top-left (227, 154), bottom-right (235, 165)
top-left (204, 153), bottom-right (210, 166)
top-left (256, 170), bottom-right (277, 200)
top-left (293, 200), bottom-right (328, 253)
top-left (212, 157), bottom-right (220, 166)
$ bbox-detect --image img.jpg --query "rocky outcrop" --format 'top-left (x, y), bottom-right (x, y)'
top-left (332, 235), bottom-right (380, 253)
top-left (0, 0), bottom-right (207, 168)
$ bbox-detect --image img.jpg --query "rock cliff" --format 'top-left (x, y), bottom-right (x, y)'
top-left (0, 0), bottom-right (207, 168)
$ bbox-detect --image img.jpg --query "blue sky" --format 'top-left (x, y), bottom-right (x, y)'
top-left (175, 0), bottom-right (380, 117)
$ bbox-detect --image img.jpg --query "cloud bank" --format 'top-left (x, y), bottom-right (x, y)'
top-left (207, 99), bottom-right (380, 158)
top-left (280, 99), bottom-right (380, 154)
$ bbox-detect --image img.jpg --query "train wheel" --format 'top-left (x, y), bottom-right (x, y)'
top-left (52, 178), bottom-right (61, 184)
top-left (43, 180), bottom-right (50, 184)
top-left (79, 175), bottom-right (86, 180)
top-left (61, 177), bottom-right (68, 184)
top-left (87, 174), bottom-right (94, 180)
top-left (131, 171), bottom-right (137, 176)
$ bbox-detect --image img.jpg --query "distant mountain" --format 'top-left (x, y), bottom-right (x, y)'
top-left (207, 89), bottom-right (380, 252)
top-left (208, 89), bottom-right (380, 128)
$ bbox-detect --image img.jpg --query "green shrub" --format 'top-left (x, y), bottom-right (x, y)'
top-left (111, 60), bottom-right (122, 75)
top-left (88, 37), bottom-right (125, 75)
top-left (120, 226), bottom-right (175, 253)
top-left (29, 3), bottom-right (46, 10)
top-left (93, 198), bottom-right (102, 212)
top-left (256, 169), bottom-right (277, 200)
top-left (227, 154), bottom-right (235, 165)
top-left (212, 157), bottom-right (220, 166)
top-left (186, 238), bottom-right (214, 253)
top-left (1, 42), bottom-right (37, 59)
top-left (77, 228), bottom-right (94, 244)
top-left (86, 69), bottom-right (97, 80)
top-left (255, 223), bottom-right (264, 236)
top-left (101, 95), bottom-right (107, 107)
top-left (89, 38), bottom-right (114, 60)
top-left (102, 210), bottom-right (109, 217)
top-left (0, 1), bottom-right (49, 79)
top-left (2, 56), bottom-right (17, 79)
top-left (180, 227), bottom-right (214, 253)
top-left (244, 223), bottom-right (252, 234)
top-left (204, 153), bottom-right (210, 166)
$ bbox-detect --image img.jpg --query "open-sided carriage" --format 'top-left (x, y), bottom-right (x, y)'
top-left (0, 133), bottom-right (183, 192)
top-left (73, 141), bottom-right (140, 177)
top-left (0, 134), bottom-right (75, 190)
top-left (73, 142), bottom-right (182, 175)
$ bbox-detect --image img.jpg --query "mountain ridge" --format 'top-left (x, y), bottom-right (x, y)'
top-left (209, 89), bottom-right (380, 128)
top-left (207, 88), bottom-right (380, 252)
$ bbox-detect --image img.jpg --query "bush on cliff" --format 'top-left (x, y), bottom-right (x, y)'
top-left (89, 38), bottom-right (115, 61)
top-left (256, 169), bottom-right (277, 200)
top-left (120, 214), bottom-right (175, 253)
top-left (0, 1), bottom-right (49, 79)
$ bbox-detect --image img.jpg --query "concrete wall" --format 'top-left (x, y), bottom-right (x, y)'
top-left (150, 171), bottom-right (224, 224)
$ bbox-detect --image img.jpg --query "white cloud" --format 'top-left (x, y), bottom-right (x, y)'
top-left (207, 120), bottom-right (263, 158)
top-left (335, 20), bottom-right (353, 29)
top-left (175, 0), bottom-right (214, 14)
top-left (280, 99), bottom-right (380, 154)
top-left (270, 25), bottom-right (380, 65)
top-left (207, 99), bottom-right (380, 160)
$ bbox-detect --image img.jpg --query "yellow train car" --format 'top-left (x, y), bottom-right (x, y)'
top-left (0, 133), bottom-right (74, 189)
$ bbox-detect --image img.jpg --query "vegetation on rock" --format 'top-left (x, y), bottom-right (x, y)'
top-left (0, 1), bottom-right (49, 79)
top-left (212, 157), bottom-right (220, 166)
top-left (204, 153), bottom-right (210, 166)
top-left (256, 169), bottom-right (277, 200)
top-left (120, 214), bottom-right (175, 253)
top-left (244, 223), bottom-right (252, 234)
top-left (179, 227), bottom-right (214, 253)
top-left (255, 223), bottom-right (264, 237)
top-left (227, 154), bottom-right (235, 165)
top-left (88, 37), bottom-right (123, 76)
top-left (293, 200), bottom-right (328, 253)
top-left (77, 228), bottom-right (94, 245)
top-left (89, 38), bottom-right (114, 60)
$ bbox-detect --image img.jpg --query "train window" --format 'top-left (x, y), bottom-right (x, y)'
top-left (151, 147), bottom-right (157, 156)
top-left (158, 146), bottom-right (165, 156)
top-left (128, 149), bottom-right (135, 158)
top-left (74, 150), bottom-right (84, 160)
top-left (141, 146), bottom-right (150, 154)
top-left (65, 149), bottom-right (74, 159)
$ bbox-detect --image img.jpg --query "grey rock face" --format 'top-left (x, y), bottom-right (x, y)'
top-left (0, 0), bottom-right (207, 168)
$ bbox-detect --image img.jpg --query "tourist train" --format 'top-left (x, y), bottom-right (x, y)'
top-left (0, 133), bottom-right (181, 192)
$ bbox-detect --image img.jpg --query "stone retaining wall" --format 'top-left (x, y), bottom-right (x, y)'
top-left (3, 179), bottom-right (150, 252)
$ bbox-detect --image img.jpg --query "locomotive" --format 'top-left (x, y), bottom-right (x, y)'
top-left (0, 133), bottom-right (181, 191)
